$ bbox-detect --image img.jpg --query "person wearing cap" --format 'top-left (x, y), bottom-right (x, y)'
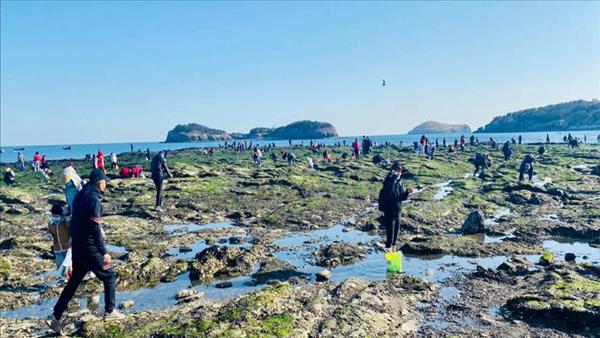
top-left (47, 169), bottom-right (124, 334)
top-left (151, 151), bottom-right (173, 212)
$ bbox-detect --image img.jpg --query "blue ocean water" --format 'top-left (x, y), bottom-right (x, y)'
top-left (1, 130), bottom-right (598, 163)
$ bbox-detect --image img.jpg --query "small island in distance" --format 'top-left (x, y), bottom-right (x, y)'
top-left (166, 120), bottom-right (338, 142)
top-left (408, 121), bottom-right (471, 135)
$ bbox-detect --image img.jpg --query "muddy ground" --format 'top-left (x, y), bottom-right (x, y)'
top-left (0, 142), bottom-right (599, 337)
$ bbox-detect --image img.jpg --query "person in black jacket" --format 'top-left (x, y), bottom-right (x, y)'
top-left (379, 162), bottom-right (413, 252)
top-left (519, 154), bottom-right (535, 182)
top-left (48, 169), bottom-right (124, 335)
top-left (151, 151), bottom-right (173, 212)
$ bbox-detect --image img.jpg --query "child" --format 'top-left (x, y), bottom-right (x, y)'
top-left (48, 205), bottom-right (70, 270)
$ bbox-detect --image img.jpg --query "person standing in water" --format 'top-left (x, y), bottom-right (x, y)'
top-left (47, 169), bottom-right (125, 335)
top-left (378, 162), bottom-right (413, 252)
top-left (151, 151), bottom-right (173, 212)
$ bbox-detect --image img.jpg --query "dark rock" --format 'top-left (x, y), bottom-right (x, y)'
top-left (215, 281), bottom-right (233, 289)
top-left (315, 243), bottom-right (366, 267)
top-left (497, 262), bottom-right (516, 273)
top-left (461, 210), bottom-right (485, 234)
top-left (400, 242), bottom-right (445, 256)
top-left (508, 192), bottom-right (529, 205)
top-left (0, 238), bottom-right (17, 251)
top-left (179, 245), bottom-right (192, 253)
top-left (529, 194), bottom-right (542, 205)
top-left (565, 253), bottom-right (576, 261)
top-left (590, 237), bottom-right (600, 249)
top-left (228, 236), bottom-right (245, 245)
top-left (252, 258), bottom-right (310, 285)
top-left (316, 269), bottom-right (332, 281)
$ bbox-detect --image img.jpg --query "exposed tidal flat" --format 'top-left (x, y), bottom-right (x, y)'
top-left (1, 142), bottom-right (599, 337)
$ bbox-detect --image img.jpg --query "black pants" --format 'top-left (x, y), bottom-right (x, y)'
top-left (153, 176), bottom-right (164, 207)
top-left (519, 164), bottom-right (533, 181)
top-left (53, 255), bottom-right (116, 318)
top-left (384, 212), bottom-right (401, 248)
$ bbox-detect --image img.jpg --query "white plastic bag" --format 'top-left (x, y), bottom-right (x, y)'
top-left (57, 248), bottom-right (72, 279)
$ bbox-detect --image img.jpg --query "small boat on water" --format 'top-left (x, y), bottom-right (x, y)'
top-left (13, 147), bottom-right (25, 151)
top-left (63, 146), bottom-right (72, 150)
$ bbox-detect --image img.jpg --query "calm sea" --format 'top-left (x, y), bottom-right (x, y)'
top-left (1, 130), bottom-right (598, 164)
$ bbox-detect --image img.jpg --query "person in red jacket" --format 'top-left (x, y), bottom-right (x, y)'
top-left (33, 152), bottom-right (42, 171)
top-left (96, 150), bottom-right (105, 172)
top-left (132, 165), bottom-right (143, 178)
top-left (119, 166), bottom-right (131, 178)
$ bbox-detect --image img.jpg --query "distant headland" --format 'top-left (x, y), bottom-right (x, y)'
top-left (475, 99), bottom-right (600, 133)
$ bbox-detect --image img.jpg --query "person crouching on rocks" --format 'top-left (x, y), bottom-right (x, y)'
top-left (378, 161), bottom-right (413, 253)
top-left (519, 154), bottom-right (535, 182)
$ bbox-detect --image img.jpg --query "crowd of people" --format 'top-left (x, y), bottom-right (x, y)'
top-left (1, 132), bottom-right (599, 335)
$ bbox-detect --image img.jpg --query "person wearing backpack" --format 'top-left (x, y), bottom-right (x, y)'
top-left (378, 161), bottom-right (413, 252)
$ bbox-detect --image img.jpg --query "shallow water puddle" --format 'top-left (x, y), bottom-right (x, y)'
top-left (6, 223), bottom-right (599, 320)
top-left (532, 175), bottom-right (552, 187)
top-left (3, 268), bottom-right (264, 320)
top-left (433, 180), bottom-right (453, 200)
top-left (483, 207), bottom-right (511, 226)
top-left (542, 238), bottom-right (600, 264)
top-left (105, 244), bottom-right (128, 254)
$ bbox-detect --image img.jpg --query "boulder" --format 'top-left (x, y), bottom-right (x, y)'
top-left (118, 300), bottom-right (134, 310)
top-left (252, 258), bottom-right (310, 285)
top-left (316, 269), bottom-right (332, 281)
top-left (565, 253), bottom-right (576, 262)
top-left (228, 236), bottom-right (245, 245)
top-left (315, 243), bottom-right (366, 267)
top-left (0, 238), bottom-right (18, 251)
top-left (179, 245), bottom-right (192, 253)
top-left (461, 210), bottom-right (485, 234)
top-left (175, 289), bottom-right (198, 300)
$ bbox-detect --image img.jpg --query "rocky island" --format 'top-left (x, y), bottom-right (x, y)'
top-left (166, 120), bottom-right (338, 142)
top-left (408, 121), bottom-right (471, 134)
top-left (476, 99), bottom-right (600, 133)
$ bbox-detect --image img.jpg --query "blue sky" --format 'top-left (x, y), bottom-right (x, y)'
top-left (1, 1), bottom-right (598, 146)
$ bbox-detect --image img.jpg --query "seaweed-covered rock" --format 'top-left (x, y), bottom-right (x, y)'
top-left (315, 243), bottom-right (366, 267)
top-left (252, 258), bottom-right (309, 285)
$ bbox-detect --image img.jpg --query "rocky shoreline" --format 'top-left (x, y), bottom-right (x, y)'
top-left (1, 142), bottom-right (599, 337)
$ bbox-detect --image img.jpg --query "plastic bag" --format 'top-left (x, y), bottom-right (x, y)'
top-left (58, 248), bottom-right (72, 279)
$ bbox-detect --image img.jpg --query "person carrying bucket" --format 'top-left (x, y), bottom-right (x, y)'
top-left (378, 161), bottom-right (413, 252)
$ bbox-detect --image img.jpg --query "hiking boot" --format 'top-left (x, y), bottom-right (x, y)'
top-left (104, 309), bottom-right (126, 321)
top-left (46, 314), bottom-right (64, 335)
top-left (154, 206), bottom-right (163, 212)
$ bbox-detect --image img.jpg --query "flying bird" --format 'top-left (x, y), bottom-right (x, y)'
top-left (382, 79), bottom-right (386, 86)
